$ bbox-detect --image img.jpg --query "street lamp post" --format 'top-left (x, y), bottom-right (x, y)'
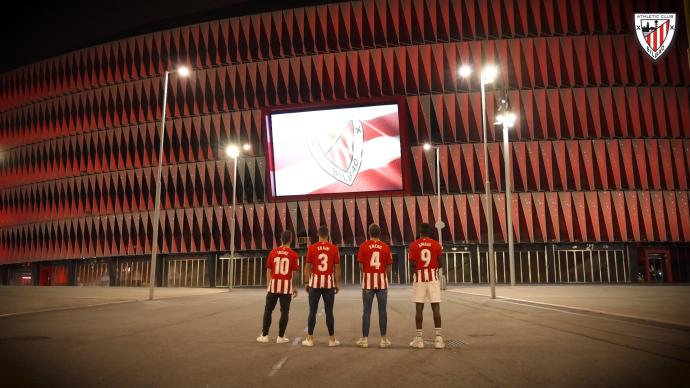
top-left (460, 64), bottom-right (498, 299)
top-left (423, 143), bottom-right (443, 247)
top-left (225, 143), bottom-right (251, 291)
top-left (149, 65), bottom-right (191, 301)
top-left (423, 143), bottom-right (445, 287)
top-left (496, 103), bottom-right (517, 286)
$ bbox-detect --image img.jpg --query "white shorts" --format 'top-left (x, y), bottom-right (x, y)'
top-left (412, 281), bottom-right (441, 303)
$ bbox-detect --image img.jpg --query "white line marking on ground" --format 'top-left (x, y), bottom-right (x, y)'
top-left (0, 300), bottom-right (135, 318)
top-left (498, 299), bottom-right (604, 318)
top-left (269, 356), bottom-right (289, 377)
top-left (451, 290), bottom-right (690, 330)
top-left (268, 336), bottom-right (302, 377)
top-left (453, 290), bottom-right (624, 320)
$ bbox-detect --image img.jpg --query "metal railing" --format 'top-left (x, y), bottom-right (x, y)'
top-left (115, 259), bottom-right (150, 287)
top-left (553, 248), bottom-right (629, 283)
top-left (217, 256), bottom-right (266, 288)
top-left (214, 245), bottom-right (631, 288)
top-left (164, 258), bottom-right (208, 287)
top-left (473, 246), bottom-right (629, 284)
top-left (76, 261), bottom-right (109, 286)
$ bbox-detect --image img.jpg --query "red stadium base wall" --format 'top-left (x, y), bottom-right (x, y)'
top-left (639, 248), bottom-right (673, 283)
top-left (38, 264), bottom-right (69, 286)
top-left (3, 242), bottom-right (690, 287)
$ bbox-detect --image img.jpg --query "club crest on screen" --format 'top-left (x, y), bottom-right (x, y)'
top-left (308, 119), bottom-right (364, 186)
top-left (634, 13), bottom-right (676, 62)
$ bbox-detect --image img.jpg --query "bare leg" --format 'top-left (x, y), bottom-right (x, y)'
top-left (415, 303), bottom-right (424, 330)
top-left (431, 303), bottom-right (441, 329)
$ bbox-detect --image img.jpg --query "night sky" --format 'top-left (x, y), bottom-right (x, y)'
top-left (0, 0), bottom-right (342, 73)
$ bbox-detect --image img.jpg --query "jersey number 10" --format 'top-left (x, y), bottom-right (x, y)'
top-left (273, 257), bottom-right (290, 275)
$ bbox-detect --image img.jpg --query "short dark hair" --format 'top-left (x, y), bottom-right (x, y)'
top-left (419, 223), bottom-right (431, 237)
top-left (368, 223), bottom-right (381, 238)
top-left (318, 225), bottom-right (329, 238)
top-left (280, 230), bottom-right (293, 245)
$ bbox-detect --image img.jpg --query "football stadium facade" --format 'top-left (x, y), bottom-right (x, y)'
top-left (1, 0), bottom-right (689, 288)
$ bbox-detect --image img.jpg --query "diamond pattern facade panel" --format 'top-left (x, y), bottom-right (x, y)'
top-left (1, 0), bottom-right (689, 264)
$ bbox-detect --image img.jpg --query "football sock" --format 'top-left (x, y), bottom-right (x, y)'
top-left (435, 328), bottom-right (442, 337)
top-left (415, 329), bottom-right (422, 338)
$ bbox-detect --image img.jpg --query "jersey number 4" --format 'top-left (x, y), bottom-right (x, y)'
top-left (273, 257), bottom-right (290, 275)
top-left (370, 251), bottom-right (381, 270)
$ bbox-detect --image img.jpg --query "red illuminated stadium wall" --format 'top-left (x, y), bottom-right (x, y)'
top-left (0, 0), bottom-right (689, 266)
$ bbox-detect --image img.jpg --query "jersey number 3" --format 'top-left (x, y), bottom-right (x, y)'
top-left (317, 253), bottom-right (329, 271)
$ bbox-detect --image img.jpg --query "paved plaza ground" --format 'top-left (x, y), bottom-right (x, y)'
top-left (451, 285), bottom-right (690, 328)
top-left (0, 285), bottom-right (688, 387)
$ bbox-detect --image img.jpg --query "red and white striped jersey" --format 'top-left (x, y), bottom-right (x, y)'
top-left (306, 241), bottom-right (340, 289)
top-left (361, 272), bottom-right (389, 290)
top-left (268, 278), bottom-right (294, 294)
top-left (266, 246), bottom-right (299, 294)
top-left (408, 237), bottom-right (443, 283)
top-left (308, 273), bottom-right (337, 289)
top-left (357, 239), bottom-right (392, 289)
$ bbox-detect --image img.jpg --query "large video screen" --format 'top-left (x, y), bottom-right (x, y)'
top-left (267, 103), bottom-right (404, 198)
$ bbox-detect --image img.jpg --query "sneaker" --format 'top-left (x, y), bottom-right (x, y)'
top-left (257, 334), bottom-right (269, 343)
top-left (356, 337), bottom-right (368, 348)
top-left (434, 335), bottom-right (445, 349)
top-left (276, 336), bottom-right (290, 344)
top-left (301, 338), bottom-right (314, 347)
top-left (409, 336), bottom-right (424, 349)
top-left (379, 338), bottom-right (392, 348)
top-left (328, 338), bottom-right (341, 347)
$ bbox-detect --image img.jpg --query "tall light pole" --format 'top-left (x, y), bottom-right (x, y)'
top-left (496, 99), bottom-right (517, 286)
top-left (149, 65), bottom-right (191, 301)
top-left (423, 143), bottom-right (443, 246)
top-left (423, 143), bottom-right (445, 287)
top-left (460, 64), bottom-right (498, 299)
top-left (225, 143), bottom-right (251, 291)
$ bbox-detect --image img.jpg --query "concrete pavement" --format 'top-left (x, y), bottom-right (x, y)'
top-left (449, 285), bottom-right (690, 329)
top-left (0, 286), bottom-right (689, 387)
top-left (0, 286), bottom-right (225, 316)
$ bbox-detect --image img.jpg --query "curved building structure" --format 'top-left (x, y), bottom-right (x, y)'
top-left (1, 0), bottom-right (689, 287)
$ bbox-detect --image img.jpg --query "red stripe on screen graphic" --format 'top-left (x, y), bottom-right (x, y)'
top-left (308, 158), bottom-right (403, 194)
top-left (271, 112), bottom-right (399, 171)
top-left (362, 112), bottom-right (399, 142)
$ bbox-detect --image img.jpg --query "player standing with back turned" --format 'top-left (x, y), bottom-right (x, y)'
top-left (356, 223), bottom-right (393, 348)
top-left (257, 230), bottom-right (299, 344)
top-left (408, 222), bottom-right (445, 349)
top-left (302, 225), bottom-right (341, 347)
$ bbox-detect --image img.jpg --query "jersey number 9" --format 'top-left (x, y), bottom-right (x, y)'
top-left (421, 249), bottom-right (431, 267)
